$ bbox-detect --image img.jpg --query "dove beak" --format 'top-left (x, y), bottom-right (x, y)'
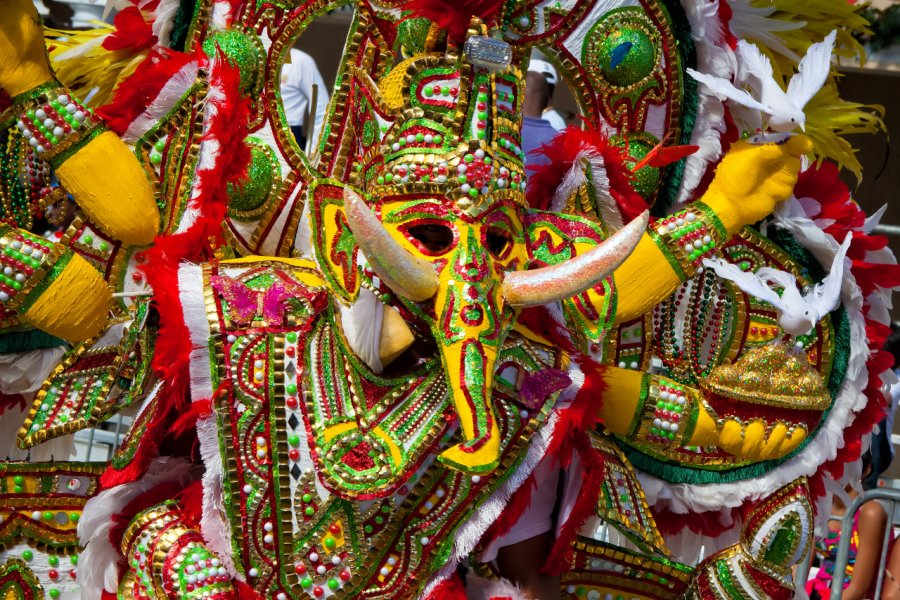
top-left (799, 122), bottom-right (806, 132)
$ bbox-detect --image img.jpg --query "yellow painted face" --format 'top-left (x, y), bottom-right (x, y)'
top-left (376, 195), bottom-right (528, 472)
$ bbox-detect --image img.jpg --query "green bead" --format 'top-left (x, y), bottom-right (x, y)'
top-left (99, 242), bottom-right (109, 252)
top-left (364, 525), bottom-right (374, 533)
top-left (304, 506), bottom-right (315, 516)
top-left (286, 332), bottom-right (298, 343)
top-left (70, 555), bottom-right (78, 565)
top-left (464, 155), bottom-right (473, 163)
top-left (328, 578), bottom-right (339, 591)
top-left (13, 485), bottom-right (23, 493)
top-left (149, 151), bottom-right (162, 165)
top-left (441, 85), bottom-right (450, 95)
top-left (22, 550), bottom-right (33, 561)
top-left (423, 86), bottom-right (433, 97)
top-left (415, 133), bottom-right (424, 142)
top-left (286, 383), bottom-right (297, 395)
top-left (43, 511), bottom-right (53, 521)
top-left (374, 516), bottom-right (384, 525)
top-left (302, 493), bottom-right (312, 503)
top-left (398, 137), bottom-right (406, 146)
top-left (48, 555), bottom-right (59, 567)
top-left (477, 131), bottom-right (486, 139)
top-left (384, 173), bottom-right (393, 183)
top-left (13, 476), bottom-right (23, 484)
top-left (433, 135), bottom-right (442, 144)
top-left (457, 175), bottom-right (467, 183)
top-left (227, 142), bottom-right (275, 214)
top-left (83, 235), bottom-right (93, 245)
top-left (376, 176), bottom-right (385, 185)
top-left (468, 188), bottom-right (478, 198)
top-left (49, 590), bottom-right (60, 599)
top-left (301, 576), bottom-right (312, 587)
top-left (154, 138), bottom-right (166, 151)
top-left (288, 434), bottom-right (300, 446)
top-left (202, 30), bottom-right (264, 93)
top-left (324, 538), bottom-right (336, 549)
top-left (70, 513), bottom-right (79, 522)
top-left (477, 111), bottom-right (487, 120)
top-left (381, 505), bottom-right (390, 513)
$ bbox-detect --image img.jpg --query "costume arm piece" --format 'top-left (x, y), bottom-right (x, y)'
top-left (1, 0), bottom-right (159, 246)
top-left (120, 499), bottom-right (237, 599)
top-left (0, 224), bottom-right (110, 341)
top-left (597, 366), bottom-right (805, 462)
top-left (612, 136), bottom-right (812, 323)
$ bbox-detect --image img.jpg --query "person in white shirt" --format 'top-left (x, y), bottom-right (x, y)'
top-left (281, 48), bottom-right (330, 150)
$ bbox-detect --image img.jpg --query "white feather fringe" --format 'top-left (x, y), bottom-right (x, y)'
top-left (178, 262), bottom-right (214, 402)
top-left (197, 414), bottom-right (240, 578)
top-left (77, 457), bottom-right (197, 599)
top-left (466, 574), bottom-right (532, 600)
top-left (152, 0), bottom-right (181, 48)
top-left (123, 61), bottom-right (200, 143)
top-left (551, 150), bottom-right (621, 230)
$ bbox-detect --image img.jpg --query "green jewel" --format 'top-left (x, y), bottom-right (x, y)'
top-left (364, 525), bottom-right (374, 533)
top-left (154, 138), bottom-right (166, 151)
top-left (376, 176), bottom-right (385, 185)
top-left (380, 505), bottom-right (390, 513)
top-left (433, 135), bottom-right (443, 143)
top-left (70, 555), bottom-right (78, 565)
top-left (70, 513), bottom-right (79, 522)
top-left (83, 235), bottom-right (93, 245)
top-left (286, 332), bottom-right (298, 343)
top-left (477, 111), bottom-right (487, 120)
top-left (201, 29), bottom-right (264, 93)
top-left (13, 485), bottom-right (23, 493)
top-left (324, 538), bottom-right (336, 550)
top-left (43, 511), bottom-right (53, 521)
top-left (49, 590), bottom-right (60, 599)
top-left (457, 175), bottom-right (467, 183)
top-left (288, 434), bottom-right (300, 446)
top-left (441, 85), bottom-right (450, 95)
top-left (468, 188), bottom-right (478, 198)
top-left (286, 383), bottom-right (297, 395)
top-left (421, 175), bottom-right (430, 182)
top-left (384, 173), bottom-right (394, 183)
top-left (328, 578), bottom-right (339, 591)
top-left (477, 131), bottom-right (486, 139)
top-left (13, 475), bottom-right (23, 484)
top-left (301, 576), bottom-right (312, 588)
top-left (477, 93), bottom-right (488, 102)
top-left (302, 493), bottom-right (312, 503)
top-left (304, 506), bottom-right (315, 516)
top-left (374, 516), bottom-right (384, 525)
top-left (48, 555), bottom-right (59, 567)
top-left (415, 133), bottom-right (424, 142)
top-left (22, 550), bottom-right (33, 561)
top-left (424, 86), bottom-right (433, 97)
top-left (464, 155), bottom-right (473, 163)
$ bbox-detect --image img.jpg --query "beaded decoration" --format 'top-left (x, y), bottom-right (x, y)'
top-left (12, 84), bottom-right (101, 169)
top-left (649, 203), bottom-right (727, 279)
top-left (631, 373), bottom-right (699, 447)
top-left (0, 224), bottom-right (68, 313)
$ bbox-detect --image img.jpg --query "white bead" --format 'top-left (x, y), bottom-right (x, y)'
top-left (20, 246), bottom-right (32, 256)
top-left (309, 553), bottom-right (319, 562)
top-left (0, 291), bottom-right (11, 302)
top-left (58, 95), bottom-right (69, 104)
top-left (436, 489), bottom-right (445, 498)
top-left (256, 449), bottom-right (266, 458)
top-left (74, 111), bottom-right (85, 122)
top-left (264, 522), bottom-right (273, 532)
top-left (671, 423), bottom-right (679, 432)
top-left (460, 184), bottom-right (470, 193)
top-left (420, 536), bottom-right (430, 545)
top-left (248, 568), bottom-right (258, 577)
top-left (424, 134), bottom-right (434, 143)
top-left (518, 16), bottom-right (531, 27)
top-left (264, 534), bottom-right (274, 544)
top-left (380, 567), bottom-right (390, 576)
top-left (3, 267), bottom-right (11, 276)
top-left (211, 559), bottom-right (220, 567)
top-left (406, 134), bottom-right (415, 144)
top-left (218, 567), bottom-right (227, 576)
top-left (391, 143), bottom-right (400, 151)
top-left (187, 575), bottom-right (197, 583)
top-left (226, 334), bottom-right (236, 342)
top-left (481, 186), bottom-right (489, 195)
top-left (254, 371), bottom-right (263, 382)
top-left (686, 212), bottom-right (696, 222)
top-left (28, 137), bottom-right (38, 147)
top-left (497, 178), bottom-right (507, 188)
top-left (457, 164), bottom-right (467, 173)
top-left (331, 556), bottom-right (341, 565)
top-left (66, 103), bottom-right (76, 114)
top-left (629, 361), bottom-right (638, 369)
top-left (35, 109), bottom-right (46, 120)
top-left (676, 218), bottom-right (684, 226)
top-left (256, 436), bottom-right (266, 445)
top-left (254, 359), bottom-right (264, 369)
top-left (471, 475), bottom-right (481, 483)
top-left (31, 511), bottom-right (41, 520)
top-left (653, 418), bottom-right (662, 428)
top-left (475, 149), bottom-right (485, 158)
top-left (53, 127), bottom-right (64, 137)
top-left (666, 223), bottom-right (676, 232)
top-left (618, 361), bottom-right (626, 368)
top-left (35, 145), bottom-right (44, 153)
top-left (703, 235), bottom-right (712, 244)
top-left (387, 557), bottom-right (397, 566)
top-left (15, 273), bottom-right (25, 282)
top-left (186, 565), bottom-right (197, 574)
top-left (243, 484), bottom-right (252, 494)
top-left (21, 129), bottom-right (32, 139)
top-left (435, 175), bottom-right (447, 183)
top-left (43, 118), bottom-right (55, 129)
top-left (519, 409), bottom-right (528, 418)
top-left (277, 594), bottom-right (287, 600)
top-left (16, 121), bottom-right (24, 131)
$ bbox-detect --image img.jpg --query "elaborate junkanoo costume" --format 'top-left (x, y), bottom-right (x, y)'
top-left (0, 0), bottom-right (897, 598)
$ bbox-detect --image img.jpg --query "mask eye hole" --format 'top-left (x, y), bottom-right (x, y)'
top-left (405, 223), bottom-right (455, 255)
top-left (485, 227), bottom-right (512, 260)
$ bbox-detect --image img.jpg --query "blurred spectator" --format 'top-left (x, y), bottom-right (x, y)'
top-left (521, 57), bottom-right (560, 173)
top-left (867, 322), bottom-right (900, 490)
top-left (281, 48), bottom-right (329, 150)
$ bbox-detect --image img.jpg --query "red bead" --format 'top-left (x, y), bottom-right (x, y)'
top-left (286, 396), bottom-right (298, 409)
top-left (313, 586), bottom-right (324, 597)
top-left (449, 88), bottom-right (458, 96)
top-left (48, 569), bottom-right (58, 579)
top-left (289, 449), bottom-right (300, 461)
top-left (132, 272), bottom-right (144, 283)
top-left (295, 564), bottom-right (306, 575)
top-left (69, 570), bottom-right (77, 580)
top-left (340, 570), bottom-right (351, 581)
top-left (330, 523), bottom-right (341, 534)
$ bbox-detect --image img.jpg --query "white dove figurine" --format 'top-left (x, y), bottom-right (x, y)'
top-left (687, 30), bottom-right (837, 133)
top-left (703, 232), bottom-right (852, 338)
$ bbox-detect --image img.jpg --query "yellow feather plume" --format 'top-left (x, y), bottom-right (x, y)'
top-left (45, 24), bottom-right (149, 108)
top-left (804, 80), bottom-right (885, 184)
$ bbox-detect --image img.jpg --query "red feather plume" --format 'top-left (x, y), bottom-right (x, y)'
top-left (401, 0), bottom-right (506, 43)
top-left (526, 124), bottom-right (648, 223)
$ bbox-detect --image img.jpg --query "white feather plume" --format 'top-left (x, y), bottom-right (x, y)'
top-left (726, 0), bottom-right (805, 62)
top-left (123, 61), bottom-right (200, 142)
top-left (551, 149), bottom-right (621, 230)
top-left (152, 0), bottom-right (181, 47)
top-left (78, 457), bottom-right (198, 599)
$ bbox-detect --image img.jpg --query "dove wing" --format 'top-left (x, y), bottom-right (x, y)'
top-left (756, 267), bottom-right (806, 309)
top-left (786, 30), bottom-right (836, 110)
top-left (736, 40), bottom-right (788, 109)
top-left (687, 68), bottom-right (773, 114)
top-left (808, 232), bottom-right (852, 321)
top-left (703, 258), bottom-right (786, 309)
